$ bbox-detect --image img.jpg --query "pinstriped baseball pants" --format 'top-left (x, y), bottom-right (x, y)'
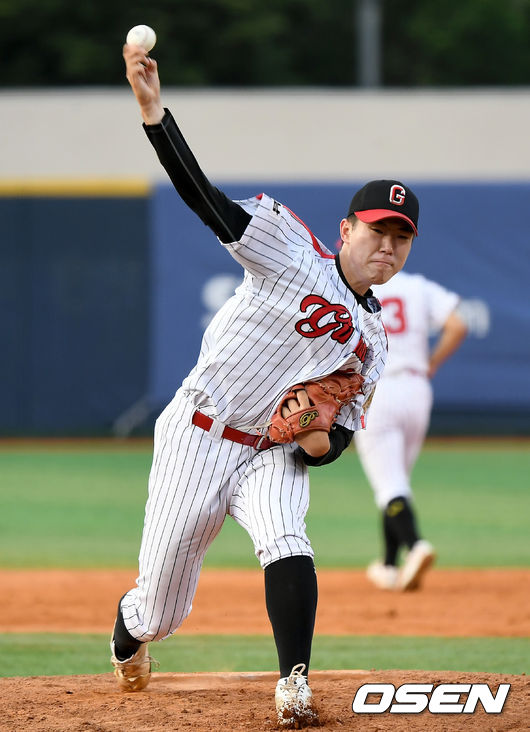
top-left (121, 390), bottom-right (314, 643)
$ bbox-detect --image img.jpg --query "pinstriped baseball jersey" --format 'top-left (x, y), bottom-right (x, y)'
top-left (182, 193), bottom-right (387, 433)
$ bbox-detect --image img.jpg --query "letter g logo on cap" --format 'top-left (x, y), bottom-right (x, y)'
top-left (389, 184), bottom-right (406, 205)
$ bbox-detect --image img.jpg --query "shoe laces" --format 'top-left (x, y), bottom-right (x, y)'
top-left (285, 663), bottom-right (307, 687)
top-left (146, 654), bottom-right (160, 670)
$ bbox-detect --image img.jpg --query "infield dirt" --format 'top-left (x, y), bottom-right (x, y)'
top-left (2, 568), bottom-right (529, 730)
top-left (2, 567), bottom-right (528, 636)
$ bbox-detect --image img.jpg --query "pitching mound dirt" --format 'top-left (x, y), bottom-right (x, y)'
top-left (1, 669), bottom-right (526, 731)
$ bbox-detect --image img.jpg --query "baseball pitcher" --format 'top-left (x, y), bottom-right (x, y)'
top-left (110, 41), bottom-right (420, 728)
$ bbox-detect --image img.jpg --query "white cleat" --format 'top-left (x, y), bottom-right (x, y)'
top-left (366, 561), bottom-right (399, 590)
top-left (110, 639), bottom-right (158, 692)
top-left (399, 540), bottom-right (436, 591)
top-left (275, 663), bottom-right (320, 728)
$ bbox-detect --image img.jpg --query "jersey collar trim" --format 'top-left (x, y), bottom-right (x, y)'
top-left (334, 255), bottom-right (381, 313)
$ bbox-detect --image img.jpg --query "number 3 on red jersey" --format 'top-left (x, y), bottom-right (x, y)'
top-left (380, 297), bottom-right (407, 334)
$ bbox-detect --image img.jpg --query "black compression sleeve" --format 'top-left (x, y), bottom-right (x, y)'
top-left (298, 423), bottom-right (354, 467)
top-left (143, 109), bottom-right (251, 243)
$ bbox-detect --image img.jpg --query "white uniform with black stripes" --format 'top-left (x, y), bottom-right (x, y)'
top-left (354, 270), bottom-right (459, 509)
top-left (122, 193), bottom-right (387, 642)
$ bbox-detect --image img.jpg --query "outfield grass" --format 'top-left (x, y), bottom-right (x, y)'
top-left (1, 633), bottom-right (527, 678)
top-left (1, 442), bottom-right (529, 568)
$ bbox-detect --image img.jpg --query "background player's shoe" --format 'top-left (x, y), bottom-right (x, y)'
top-left (399, 540), bottom-right (436, 590)
top-left (110, 639), bottom-right (158, 691)
top-left (366, 561), bottom-right (399, 590)
top-left (275, 663), bottom-right (319, 728)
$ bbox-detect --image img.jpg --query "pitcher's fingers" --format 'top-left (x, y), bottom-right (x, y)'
top-left (281, 398), bottom-right (298, 418)
top-left (295, 389), bottom-right (311, 409)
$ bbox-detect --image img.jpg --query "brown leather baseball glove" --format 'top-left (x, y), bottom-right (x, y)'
top-left (268, 371), bottom-right (364, 444)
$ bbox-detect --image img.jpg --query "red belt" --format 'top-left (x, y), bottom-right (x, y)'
top-left (192, 410), bottom-right (278, 451)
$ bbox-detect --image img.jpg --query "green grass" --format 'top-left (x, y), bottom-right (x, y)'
top-left (1, 633), bottom-right (527, 678)
top-left (0, 450), bottom-right (150, 567)
top-left (1, 441), bottom-right (528, 568)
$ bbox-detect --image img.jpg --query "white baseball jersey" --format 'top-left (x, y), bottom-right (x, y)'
top-left (354, 270), bottom-right (460, 508)
top-left (121, 193), bottom-right (388, 643)
top-left (373, 270), bottom-right (459, 377)
top-left (182, 193), bottom-right (386, 432)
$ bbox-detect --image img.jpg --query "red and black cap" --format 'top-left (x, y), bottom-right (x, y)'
top-left (348, 180), bottom-right (419, 235)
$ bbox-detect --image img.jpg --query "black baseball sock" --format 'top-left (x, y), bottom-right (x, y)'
top-left (112, 596), bottom-right (142, 661)
top-left (382, 508), bottom-right (400, 566)
top-left (384, 496), bottom-right (420, 561)
top-left (264, 556), bottom-right (318, 679)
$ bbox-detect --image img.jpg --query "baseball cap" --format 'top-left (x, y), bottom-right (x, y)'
top-left (348, 180), bottom-right (419, 235)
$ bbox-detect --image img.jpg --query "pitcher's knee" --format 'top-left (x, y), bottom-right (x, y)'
top-left (122, 592), bottom-right (192, 642)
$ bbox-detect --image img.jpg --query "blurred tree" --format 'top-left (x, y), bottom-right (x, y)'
top-left (2, 0), bottom-right (530, 86)
top-left (384, 0), bottom-right (530, 85)
top-left (2, 0), bottom-right (357, 86)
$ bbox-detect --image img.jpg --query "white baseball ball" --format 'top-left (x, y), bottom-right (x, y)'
top-left (126, 25), bottom-right (157, 52)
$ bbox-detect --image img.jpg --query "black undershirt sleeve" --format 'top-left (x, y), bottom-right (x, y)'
top-left (298, 423), bottom-right (354, 467)
top-left (143, 109), bottom-right (251, 243)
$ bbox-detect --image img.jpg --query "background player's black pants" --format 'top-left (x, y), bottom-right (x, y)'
top-left (383, 496), bottom-right (420, 565)
top-left (265, 555), bottom-right (318, 679)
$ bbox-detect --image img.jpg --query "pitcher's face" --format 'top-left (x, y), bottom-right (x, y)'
top-left (339, 217), bottom-right (414, 294)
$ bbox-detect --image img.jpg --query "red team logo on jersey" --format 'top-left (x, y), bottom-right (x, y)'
top-left (295, 295), bottom-right (354, 344)
top-left (353, 335), bottom-right (368, 363)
